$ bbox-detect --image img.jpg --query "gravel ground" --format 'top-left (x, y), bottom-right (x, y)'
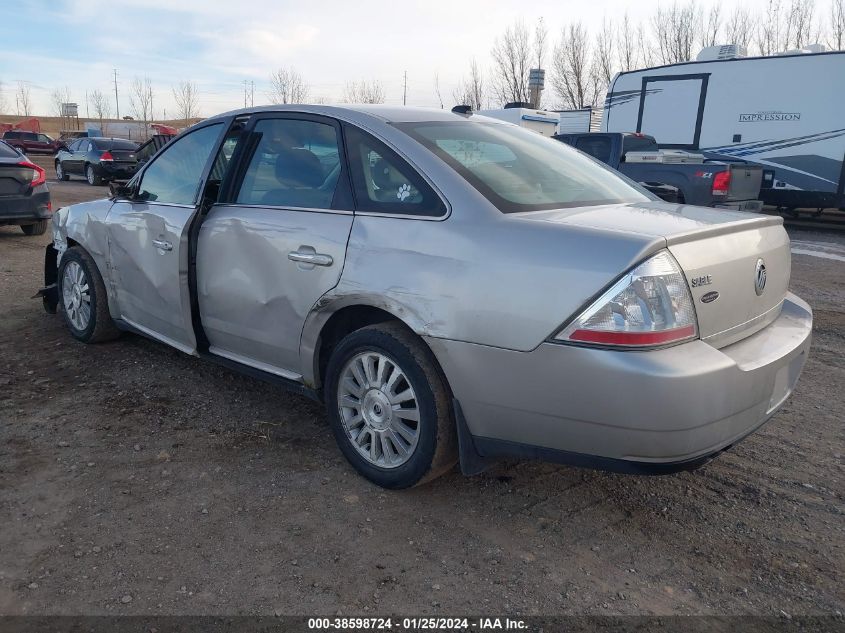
top-left (0, 163), bottom-right (843, 616)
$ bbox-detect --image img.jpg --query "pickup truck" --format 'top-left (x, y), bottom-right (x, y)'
top-left (554, 132), bottom-right (763, 211)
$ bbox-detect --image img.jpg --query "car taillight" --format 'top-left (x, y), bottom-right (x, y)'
top-left (712, 170), bottom-right (731, 196)
top-left (19, 161), bottom-right (46, 187)
top-left (554, 250), bottom-right (698, 348)
top-left (100, 151), bottom-right (114, 161)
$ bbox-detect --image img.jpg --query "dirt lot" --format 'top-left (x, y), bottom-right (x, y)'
top-left (1, 160), bottom-right (843, 617)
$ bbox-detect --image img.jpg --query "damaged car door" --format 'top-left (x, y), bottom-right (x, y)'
top-left (105, 122), bottom-right (225, 352)
top-left (195, 114), bottom-right (354, 379)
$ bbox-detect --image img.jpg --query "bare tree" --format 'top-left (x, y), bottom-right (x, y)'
top-left (725, 6), bottom-right (754, 50)
top-left (268, 67), bottom-right (309, 104)
top-left (830, 0), bottom-right (845, 49)
top-left (89, 89), bottom-right (111, 134)
top-left (0, 80), bottom-right (6, 113)
top-left (785, 0), bottom-right (816, 48)
top-left (702, 3), bottom-right (723, 48)
top-left (593, 18), bottom-right (616, 86)
top-left (616, 13), bottom-right (639, 71)
top-left (341, 80), bottom-right (385, 104)
top-left (16, 81), bottom-right (32, 116)
top-left (490, 20), bottom-right (532, 105)
top-left (638, 22), bottom-right (657, 67)
top-left (433, 72), bottom-right (444, 109)
top-left (757, 0), bottom-right (785, 55)
top-left (652, 1), bottom-right (702, 64)
top-left (50, 86), bottom-right (72, 118)
top-left (172, 81), bottom-right (200, 125)
top-left (130, 76), bottom-right (155, 133)
top-left (452, 59), bottom-right (486, 110)
top-left (551, 22), bottom-right (597, 109)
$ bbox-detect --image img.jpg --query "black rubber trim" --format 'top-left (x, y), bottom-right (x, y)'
top-left (38, 244), bottom-right (58, 314)
top-left (471, 436), bottom-right (728, 476)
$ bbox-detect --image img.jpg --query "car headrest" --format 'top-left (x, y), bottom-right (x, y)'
top-left (275, 148), bottom-right (324, 188)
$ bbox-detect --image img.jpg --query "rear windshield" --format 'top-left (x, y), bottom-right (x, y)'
top-left (622, 135), bottom-right (659, 153)
top-left (396, 121), bottom-right (650, 213)
top-left (0, 141), bottom-right (20, 158)
top-left (93, 138), bottom-right (138, 150)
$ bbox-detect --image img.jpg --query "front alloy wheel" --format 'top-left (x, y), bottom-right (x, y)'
top-left (325, 322), bottom-right (457, 489)
top-left (58, 247), bottom-right (120, 343)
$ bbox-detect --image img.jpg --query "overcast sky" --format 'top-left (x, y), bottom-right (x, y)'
top-left (2, 0), bottom-right (788, 119)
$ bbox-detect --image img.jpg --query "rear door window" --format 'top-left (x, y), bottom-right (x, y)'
top-left (0, 142), bottom-right (19, 158)
top-left (345, 126), bottom-right (445, 216)
top-left (235, 118), bottom-right (342, 210)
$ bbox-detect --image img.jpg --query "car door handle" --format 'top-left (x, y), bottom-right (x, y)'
top-left (152, 239), bottom-right (173, 251)
top-left (288, 250), bottom-right (333, 267)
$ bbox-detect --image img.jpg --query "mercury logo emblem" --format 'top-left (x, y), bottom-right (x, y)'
top-left (755, 259), bottom-right (767, 296)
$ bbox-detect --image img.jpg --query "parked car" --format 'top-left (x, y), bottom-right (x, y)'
top-left (54, 137), bottom-right (140, 185)
top-left (554, 132), bottom-right (763, 210)
top-left (38, 105), bottom-right (812, 489)
top-left (0, 140), bottom-right (51, 235)
top-left (2, 130), bottom-right (63, 155)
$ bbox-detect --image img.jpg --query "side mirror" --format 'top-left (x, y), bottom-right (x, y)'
top-left (109, 181), bottom-right (134, 200)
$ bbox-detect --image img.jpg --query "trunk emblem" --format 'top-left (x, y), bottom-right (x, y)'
top-left (701, 291), bottom-right (719, 304)
top-left (755, 259), bottom-right (767, 295)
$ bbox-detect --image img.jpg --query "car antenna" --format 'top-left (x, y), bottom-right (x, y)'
top-left (451, 105), bottom-right (473, 115)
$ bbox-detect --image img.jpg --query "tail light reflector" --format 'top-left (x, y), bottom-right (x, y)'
top-left (18, 161), bottom-right (46, 187)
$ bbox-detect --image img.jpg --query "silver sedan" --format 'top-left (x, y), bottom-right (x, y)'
top-left (40, 105), bottom-right (812, 489)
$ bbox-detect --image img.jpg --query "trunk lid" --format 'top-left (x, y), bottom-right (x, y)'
top-left (517, 202), bottom-right (789, 348)
top-left (107, 148), bottom-right (138, 164)
top-left (0, 162), bottom-right (34, 197)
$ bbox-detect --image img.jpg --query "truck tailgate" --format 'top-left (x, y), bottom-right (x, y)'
top-left (727, 164), bottom-right (762, 201)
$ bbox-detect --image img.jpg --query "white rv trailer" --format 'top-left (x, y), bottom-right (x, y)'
top-left (602, 50), bottom-right (845, 210)
top-left (477, 106), bottom-right (560, 137)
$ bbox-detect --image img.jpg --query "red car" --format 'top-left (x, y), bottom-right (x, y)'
top-left (2, 130), bottom-right (62, 155)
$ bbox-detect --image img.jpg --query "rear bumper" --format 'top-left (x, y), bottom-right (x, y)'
top-left (0, 187), bottom-right (51, 224)
top-left (427, 293), bottom-right (812, 473)
top-left (93, 162), bottom-right (138, 180)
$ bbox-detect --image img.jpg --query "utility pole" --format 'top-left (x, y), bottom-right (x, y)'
top-left (113, 69), bottom-right (120, 119)
top-left (403, 71), bottom-right (407, 106)
top-left (251, 80), bottom-right (255, 106)
top-left (85, 90), bottom-right (89, 117)
top-left (243, 80), bottom-right (248, 107)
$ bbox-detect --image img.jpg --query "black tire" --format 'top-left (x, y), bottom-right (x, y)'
top-left (85, 164), bottom-right (102, 186)
top-left (57, 246), bottom-right (121, 343)
top-left (55, 161), bottom-right (69, 181)
top-left (20, 220), bottom-right (48, 236)
top-left (324, 322), bottom-right (458, 489)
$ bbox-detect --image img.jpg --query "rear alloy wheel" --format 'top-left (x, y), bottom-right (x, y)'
top-left (325, 322), bottom-right (457, 489)
top-left (58, 246), bottom-right (120, 343)
top-left (55, 161), bottom-right (69, 181)
top-left (20, 221), bottom-right (48, 236)
top-left (86, 164), bottom-right (102, 186)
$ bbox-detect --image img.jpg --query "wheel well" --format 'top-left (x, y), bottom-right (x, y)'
top-left (315, 305), bottom-right (404, 389)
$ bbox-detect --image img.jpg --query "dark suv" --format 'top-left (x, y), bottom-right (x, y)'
top-left (2, 131), bottom-right (62, 155)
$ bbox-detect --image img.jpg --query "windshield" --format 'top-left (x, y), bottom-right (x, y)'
top-left (396, 121), bottom-right (651, 213)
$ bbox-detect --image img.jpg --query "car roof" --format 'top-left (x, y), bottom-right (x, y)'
top-left (205, 104), bottom-right (508, 127)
